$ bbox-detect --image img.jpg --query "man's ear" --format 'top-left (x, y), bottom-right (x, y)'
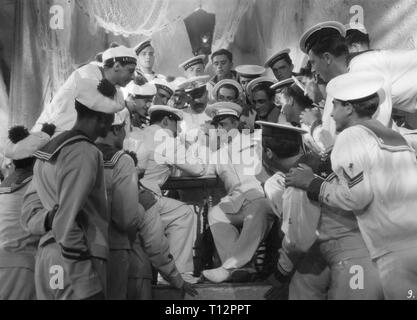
top-left (345, 102), bottom-right (355, 116)
top-left (161, 116), bottom-right (169, 127)
top-left (111, 126), bottom-right (118, 136)
top-left (265, 147), bottom-right (274, 160)
top-left (323, 52), bottom-right (332, 65)
top-left (287, 96), bottom-right (294, 107)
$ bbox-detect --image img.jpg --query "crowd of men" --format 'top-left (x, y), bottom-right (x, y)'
top-left (1, 18), bottom-right (417, 300)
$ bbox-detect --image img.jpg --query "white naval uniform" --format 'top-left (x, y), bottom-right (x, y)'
top-left (265, 168), bottom-right (383, 300)
top-left (32, 64), bottom-right (125, 134)
top-left (309, 120), bottom-right (417, 299)
top-left (208, 131), bottom-right (275, 270)
top-left (137, 124), bottom-right (207, 273)
top-left (264, 172), bottom-right (320, 253)
top-left (312, 50), bottom-right (417, 154)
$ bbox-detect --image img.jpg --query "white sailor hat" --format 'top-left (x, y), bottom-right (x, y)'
top-left (148, 105), bottom-right (183, 121)
top-left (246, 77), bottom-right (277, 102)
top-left (75, 76), bottom-right (124, 114)
top-left (264, 49), bottom-right (292, 68)
top-left (212, 79), bottom-right (243, 99)
top-left (205, 102), bottom-right (243, 121)
top-left (179, 55), bottom-right (206, 71)
top-left (4, 128), bottom-right (50, 160)
top-left (235, 65), bottom-right (266, 78)
top-left (270, 78), bottom-right (295, 91)
top-left (128, 83), bottom-right (157, 98)
top-left (326, 72), bottom-right (384, 102)
top-left (151, 79), bottom-right (176, 97)
top-left (345, 22), bottom-right (368, 35)
top-left (169, 77), bottom-right (188, 92)
top-left (256, 121), bottom-right (308, 137)
top-left (134, 39), bottom-right (152, 56)
top-left (299, 21), bottom-right (346, 54)
top-left (102, 46), bottom-right (137, 65)
top-left (176, 75), bottom-right (210, 92)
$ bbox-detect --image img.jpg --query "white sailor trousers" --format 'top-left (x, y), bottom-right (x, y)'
top-left (208, 197), bottom-right (275, 270)
top-left (375, 246), bottom-right (417, 300)
top-left (156, 196), bottom-right (196, 274)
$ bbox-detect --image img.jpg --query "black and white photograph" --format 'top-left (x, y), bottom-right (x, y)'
top-left (1, 0), bottom-right (417, 307)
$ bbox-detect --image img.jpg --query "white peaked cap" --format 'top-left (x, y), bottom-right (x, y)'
top-left (327, 72), bottom-right (384, 102)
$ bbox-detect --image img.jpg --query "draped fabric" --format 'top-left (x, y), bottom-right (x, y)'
top-left (0, 71), bottom-right (8, 152)
top-left (2, 0), bottom-right (417, 131)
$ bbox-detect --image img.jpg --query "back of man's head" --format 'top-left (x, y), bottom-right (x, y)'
top-left (263, 136), bottom-right (301, 160)
top-left (345, 29), bottom-right (370, 50)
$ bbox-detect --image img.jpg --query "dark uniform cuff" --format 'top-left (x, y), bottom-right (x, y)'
top-left (307, 176), bottom-right (325, 202)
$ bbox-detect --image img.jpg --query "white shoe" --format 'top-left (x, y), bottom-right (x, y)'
top-left (202, 267), bottom-right (231, 283)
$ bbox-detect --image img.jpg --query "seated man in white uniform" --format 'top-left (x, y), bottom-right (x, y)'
top-left (179, 55), bottom-right (207, 79)
top-left (33, 46), bottom-right (137, 134)
top-left (137, 105), bottom-right (207, 274)
top-left (201, 102), bottom-right (275, 283)
top-left (286, 72), bottom-right (417, 300)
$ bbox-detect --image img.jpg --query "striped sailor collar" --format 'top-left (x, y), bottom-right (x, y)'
top-left (96, 144), bottom-right (126, 169)
top-left (34, 130), bottom-right (95, 162)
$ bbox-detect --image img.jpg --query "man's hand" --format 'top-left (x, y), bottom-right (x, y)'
top-left (181, 281), bottom-right (198, 297)
top-left (300, 108), bottom-right (322, 127)
top-left (285, 164), bottom-right (315, 190)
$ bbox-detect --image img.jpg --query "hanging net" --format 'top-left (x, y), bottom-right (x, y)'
top-left (76, 0), bottom-right (171, 37)
top-left (76, 0), bottom-right (255, 50)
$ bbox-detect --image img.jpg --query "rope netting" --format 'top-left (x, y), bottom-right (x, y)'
top-left (75, 0), bottom-right (255, 50)
top-left (77, 0), bottom-right (171, 37)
